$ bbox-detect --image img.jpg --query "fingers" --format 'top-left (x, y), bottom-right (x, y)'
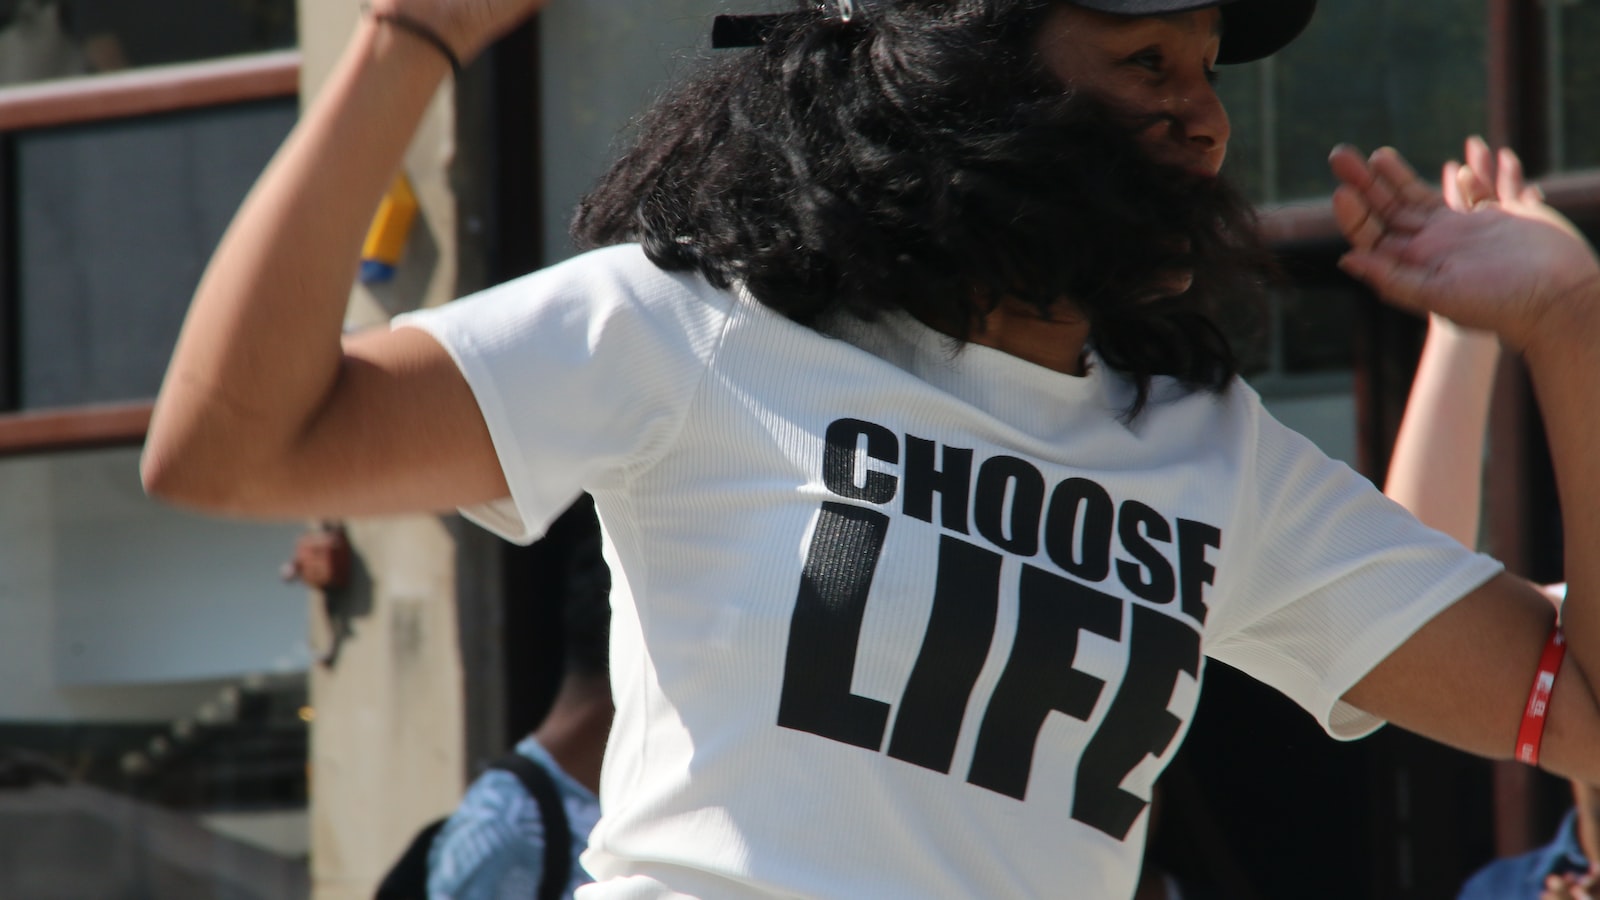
top-left (1447, 138), bottom-right (1543, 210)
top-left (1497, 146), bottom-right (1526, 201)
top-left (1337, 247), bottom-right (1434, 311)
top-left (1445, 138), bottom-right (1549, 213)
top-left (1330, 145), bottom-right (1381, 250)
top-left (1492, 147), bottom-right (1554, 210)
top-left (1543, 874), bottom-right (1573, 900)
top-left (1369, 154), bottom-right (1438, 233)
top-left (1369, 147), bottom-right (1437, 211)
top-left (1542, 872), bottom-right (1597, 900)
top-left (1459, 136), bottom-right (1533, 207)
top-left (1330, 148), bottom-right (1437, 302)
top-left (1333, 189), bottom-right (1434, 311)
top-left (1442, 160), bottom-right (1465, 210)
top-left (1465, 136), bottom-right (1497, 194)
top-left (1328, 143), bottom-right (1372, 190)
top-left (1329, 145), bottom-right (1440, 246)
top-left (1455, 163), bottom-right (1494, 209)
top-left (1332, 185), bottom-right (1383, 250)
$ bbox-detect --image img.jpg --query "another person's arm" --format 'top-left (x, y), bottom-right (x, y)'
top-left (1382, 315), bottom-right (1500, 547)
top-left (1330, 139), bottom-right (1600, 786)
top-left (141, 1), bottom-right (544, 519)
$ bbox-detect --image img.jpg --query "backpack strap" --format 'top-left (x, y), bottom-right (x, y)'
top-left (373, 817), bottom-right (446, 899)
top-left (490, 752), bottom-right (573, 900)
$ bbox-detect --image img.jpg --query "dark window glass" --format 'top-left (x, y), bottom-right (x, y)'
top-left (1554, 3), bottom-right (1600, 171)
top-left (1216, 61), bottom-right (1267, 202)
top-left (1217, 1), bottom-right (1486, 203)
top-left (14, 98), bottom-right (295, 409)
top-left (1238, 281), bottom-right (1359, 380)
top-left (0, 0), bottom-right (296, 86)
top-left (1279, 283), bottom-right (1359, 375)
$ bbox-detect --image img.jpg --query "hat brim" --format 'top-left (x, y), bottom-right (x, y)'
top-left (1068, 0), bottom-right (1317, 64)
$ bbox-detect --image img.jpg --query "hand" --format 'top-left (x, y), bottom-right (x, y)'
top-left (1541, 871), bottom-right (1595, 900)
top-left (373, 0), bottom-right (549, 61)
top-left (1329, 138), bottom-right (1600, 350)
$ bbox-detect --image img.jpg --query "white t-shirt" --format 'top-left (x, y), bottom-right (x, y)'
top-left (396, 244), bottom-right (1502, 900)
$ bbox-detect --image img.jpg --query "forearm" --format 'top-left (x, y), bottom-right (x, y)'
top-left (1384, 316), bottom-right (1502, 546)
top-left (143, 18), bottom-right (450, 506)
top-left (1522, 285), bottom-right (1600, 766)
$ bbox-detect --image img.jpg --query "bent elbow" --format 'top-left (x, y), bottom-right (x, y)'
top-left (140, 440), bottom-right (256, 514)
top-left (141, 441), bottom-right (220, 510)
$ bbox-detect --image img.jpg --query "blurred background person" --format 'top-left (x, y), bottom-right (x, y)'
top-left (427, 526), bottom-right (612, 900)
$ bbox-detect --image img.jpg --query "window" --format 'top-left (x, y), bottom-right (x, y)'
top-left (11, 99), bottom-right (295, 408)
top-left (0, 448), bottom-right (310, 898)
top-left (1550, 0), bottom-right (1600, 171)
top-left (0, 47), bottom-right (298, 438)
top-left (0, 48), bottom-right (307, 900)
top-left (1218, 0), bottom-right (1487, 203)
top-left (0, 0), bottom-right (296, 87)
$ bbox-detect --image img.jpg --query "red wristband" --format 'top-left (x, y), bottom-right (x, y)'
top-left (1514, 624), bottom-right (1566, 766)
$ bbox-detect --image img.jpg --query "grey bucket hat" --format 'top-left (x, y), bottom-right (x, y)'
top-left (1069, 0), bottom-right (1317, 64)
top-left (714, 0), bottom-right (1316, 61)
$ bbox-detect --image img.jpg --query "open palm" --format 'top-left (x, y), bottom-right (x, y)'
top-left (1330, 139), bottom-right (1600, 350)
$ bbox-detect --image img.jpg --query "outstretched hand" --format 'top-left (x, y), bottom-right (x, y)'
top-left (1329, 138), bottom-right (1600, 349)
top-left (1541, 871), bottom-right (1595, 900)
top-left (373, 0), bottom-right (549, 62)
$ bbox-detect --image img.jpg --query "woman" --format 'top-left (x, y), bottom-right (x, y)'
top-left (142, 0), bottom-right (1600, 896)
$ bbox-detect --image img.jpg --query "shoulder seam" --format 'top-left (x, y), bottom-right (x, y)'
top-left (617, 281), bottom-right (739, 486)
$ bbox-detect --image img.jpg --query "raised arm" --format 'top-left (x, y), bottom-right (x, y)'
top-left (1382, 316), bottom-right (1501, 547)
top-left (1331, 139), bottom-right (1600, 786)
top-left (1381, 166), bottom-right (1572, 604)
top-left (141, 1), bottom-right (544, 519)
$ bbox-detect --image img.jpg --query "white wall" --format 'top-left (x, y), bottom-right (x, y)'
top-left (0, 448), bottom-right (309, 722)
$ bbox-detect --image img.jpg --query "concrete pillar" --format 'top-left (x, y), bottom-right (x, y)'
top-left (294, 4), bottom-right (467, 898)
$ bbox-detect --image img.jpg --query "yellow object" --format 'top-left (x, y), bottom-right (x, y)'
top-left (360, 173), bottom-right (419, 283)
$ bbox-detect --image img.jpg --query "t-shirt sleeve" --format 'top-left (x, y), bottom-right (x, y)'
top-left (393, 245), bottom-right (732, 544)
top-left (1204, 392), bottom-right (1504, 740)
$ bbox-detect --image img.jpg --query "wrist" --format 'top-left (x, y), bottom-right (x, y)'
top-left (1429, 312), bottom-right (1495, 340)
top-left (1428, 316), bottom-right (1502, 359)
top-left (1522, 275), bottom-right (1600, 358)
top-left (362, 4), bottom-right (462, 77)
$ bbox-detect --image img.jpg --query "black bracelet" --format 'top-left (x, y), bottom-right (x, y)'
top-left (363, 4), bottom-right (463, 77)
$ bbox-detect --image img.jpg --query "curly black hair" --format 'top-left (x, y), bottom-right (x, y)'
top-left (572, 0), bottom-right (1275, 416)
top-left (563, 526), bottom-right (611, 680)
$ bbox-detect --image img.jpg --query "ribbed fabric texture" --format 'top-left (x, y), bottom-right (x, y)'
top-left (397, 245), bottom-right (1501, 900)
